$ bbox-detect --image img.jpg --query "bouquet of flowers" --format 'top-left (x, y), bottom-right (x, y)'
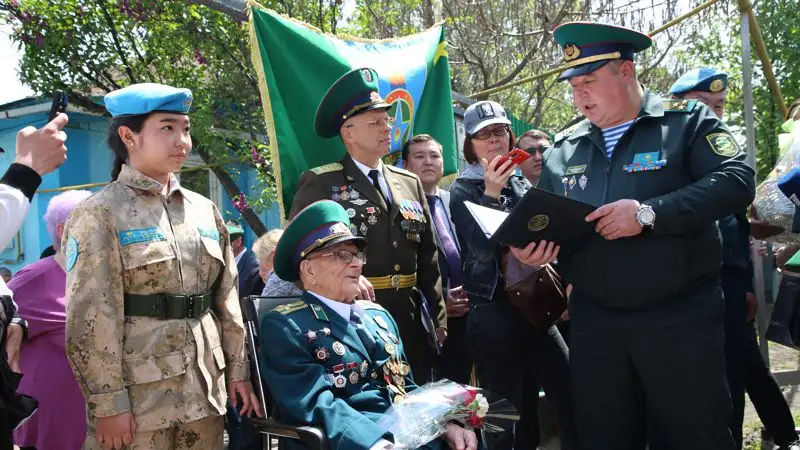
top-left (752, 118), bottom-right (800, 245)
top-left (376, 379), bottom-right (519, 449)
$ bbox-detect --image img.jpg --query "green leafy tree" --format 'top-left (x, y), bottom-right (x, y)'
top-left (0, 0), bottom-right (345, 234)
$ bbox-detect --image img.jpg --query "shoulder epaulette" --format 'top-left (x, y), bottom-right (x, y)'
top-left (357, 300), bottom-right (386, 310)
top-left (554, 121), bottom-right (582, 142)
top-left (385, 165), bottom-right (416, 178)
top-left (662, 99), bottom-right (697, 113)
top-left (310, 163), bottom-right (343, 175)
top-left (272, 300), bottom-right (308, 315)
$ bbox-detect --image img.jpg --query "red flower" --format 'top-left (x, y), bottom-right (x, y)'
top-left (462, 387), bottom-right (478, 405)
top-left (466, 414), bottom-right (484, 429)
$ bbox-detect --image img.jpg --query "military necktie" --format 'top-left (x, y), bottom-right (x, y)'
top-left (368, 169), bottom-right (390, 206)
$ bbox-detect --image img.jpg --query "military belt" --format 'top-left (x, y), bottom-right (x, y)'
top-left (366, 273), bottom-right (417, 290)
top-left (124, 292), bottom-right (213, 319)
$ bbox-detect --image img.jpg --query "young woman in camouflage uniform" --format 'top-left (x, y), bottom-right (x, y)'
top-left (62, 83), bottom-right (260, 450)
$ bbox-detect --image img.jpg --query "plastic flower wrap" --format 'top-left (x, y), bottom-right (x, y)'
top-left (376, 379), bottom-right (519, 449)
top-left (752, 119), bottom-right (800, 245)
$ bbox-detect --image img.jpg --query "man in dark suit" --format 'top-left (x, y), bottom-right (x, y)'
top-left (290, 68), bottom-right (445, 384)
top-left (401, 134), bottom-right (471, 384)
top-left (228, 223), bottom-right (265, 298)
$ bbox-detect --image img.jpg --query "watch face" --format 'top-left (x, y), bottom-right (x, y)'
top-left (639, 208), bottom-right (655, 225)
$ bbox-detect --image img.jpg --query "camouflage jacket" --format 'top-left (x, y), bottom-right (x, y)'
top-left (63, 164), bottom-right (249, 432)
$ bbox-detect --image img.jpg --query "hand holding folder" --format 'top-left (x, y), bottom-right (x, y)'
top-left (464, 187), bottom-right (597, 257)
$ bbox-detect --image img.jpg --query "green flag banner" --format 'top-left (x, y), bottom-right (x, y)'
top-left (248, 5), bottom-right (457, 219)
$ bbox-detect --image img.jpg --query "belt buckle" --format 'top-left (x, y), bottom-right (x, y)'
top-left (390, 275), bottom-right (401, 289)
top-left (185, 295), bottom-right (196, 319)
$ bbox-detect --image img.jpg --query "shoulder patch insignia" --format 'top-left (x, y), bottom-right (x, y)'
top-left (310, 163), bottom-right (343, 175)
top-left (272, 300), bottom-right (308, 315)
top-left (65, 236), bottom-right (79, 272)
top-left (663, 99), bottom-right (697, 113)
top-left (706, 132), bottom-right (741, 157)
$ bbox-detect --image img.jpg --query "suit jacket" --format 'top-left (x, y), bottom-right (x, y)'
top-left (259, 292), bottom-right (444, 450)
top-left (237, 249), bottom-right (265, 298)
top-left (290, 154), bottom-right (445, 382)
top-left (431, 188), bottom-right (460, 291)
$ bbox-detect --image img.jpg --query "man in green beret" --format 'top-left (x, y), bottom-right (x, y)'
top-left (513, 22), bottom-right (755, 450)
top-left (260, 200), bottom-right (477, 450)
top-left (290, 68), bottom-right (446, 384)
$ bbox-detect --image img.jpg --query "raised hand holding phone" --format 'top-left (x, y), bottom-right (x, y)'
top-left (15, 92), bottom-right (69, 176)
top-left (481, 154), bottom-right (518, 199)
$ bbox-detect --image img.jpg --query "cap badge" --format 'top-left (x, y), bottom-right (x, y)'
top-left (370, 91), bottom-right (382, 103)
top-left (563, 43), bottom-right (581, 62)
top-left (709, 79), bottom-right (724, 93)
top-left (362, 69), bottom-right (373, 82)
top-left (478, 102), bottom-right (494, 119)
top-left (330, 222), bottom-right (350, 235)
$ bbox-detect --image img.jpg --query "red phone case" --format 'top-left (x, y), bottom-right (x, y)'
top-left (499, 148), bottom-right (531, 166)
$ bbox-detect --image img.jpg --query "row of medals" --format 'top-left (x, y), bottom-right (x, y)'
top-left (309, 323), bottom-right (410, 398)
top-left (400, 200), bottom-right (425, 243)
top-left (332, 186), bottom-right (378, 237)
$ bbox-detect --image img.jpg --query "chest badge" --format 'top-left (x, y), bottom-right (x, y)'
top-left (579, 174), bottom-right (588, 190)
top-left (623, 152), bottom-right (667, 173)
top-left (332, 341), bottom-right (346, 356)
top-left (314, 347), bottom-right (330, 362)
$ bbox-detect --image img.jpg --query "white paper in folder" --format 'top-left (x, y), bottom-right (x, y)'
top-left (464, 201), bottom-right (509, 238)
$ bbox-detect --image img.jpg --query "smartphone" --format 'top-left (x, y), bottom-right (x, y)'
top-left (48, 91), bottom-right (68, 122)
top-left (497, 148), bottom-right (531, 166)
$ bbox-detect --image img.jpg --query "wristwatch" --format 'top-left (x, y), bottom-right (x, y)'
top-left (635, 203), bottom-right (656, 231)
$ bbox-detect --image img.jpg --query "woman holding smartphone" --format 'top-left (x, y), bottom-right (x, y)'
top-left (449, 101), bottom-right (575, 450)
top-left (62, 83), bottom-right (260, 450)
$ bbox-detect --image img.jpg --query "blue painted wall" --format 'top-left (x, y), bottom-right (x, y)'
top-left (0, 104), bottom-right (281, 274)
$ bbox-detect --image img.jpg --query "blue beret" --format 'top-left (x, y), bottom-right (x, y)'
top-left (104, 83), bottom-right (193, 118)
top-left (778, 167), bottom-right (800, 206)
top-left (670, 68), bottom-right (728, 95)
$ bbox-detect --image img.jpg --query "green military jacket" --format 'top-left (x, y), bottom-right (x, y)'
top-left (260, 294), bottom-right (445, 450)
top-left (538, 90), bottom-right (755, 309)
top-left (290, 154), bottom-right (444, 382)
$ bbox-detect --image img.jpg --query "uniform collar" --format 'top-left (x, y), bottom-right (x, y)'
top-left (563, 88), bottom-right (663, 142)
top-left (308, 290), bottom-right (362, 321)
top-left (350, 156), bottom-right (384, 179)
top-left (118, 164), bottom-right (188, 201)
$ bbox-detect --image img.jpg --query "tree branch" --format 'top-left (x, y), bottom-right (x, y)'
top-left (483, 0), bottom-right (571, 90)
top-left (123, 28), bottom-right (156, 83)
top-left (94, 0), bottom-right (137, 84)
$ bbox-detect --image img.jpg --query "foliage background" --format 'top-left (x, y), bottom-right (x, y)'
top-left (0, 0), bottom-right (796, 232)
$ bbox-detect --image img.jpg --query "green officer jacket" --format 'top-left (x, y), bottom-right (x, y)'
top-left (259, 292), bottom-right (444, 450)
top-left (290, 154), bottom-right (445, 381)
top-left (538, 90), bottom-right (755, 309)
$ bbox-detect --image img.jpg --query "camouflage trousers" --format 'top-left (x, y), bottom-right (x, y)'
top-left (83, 415), bottom-right (224, 450)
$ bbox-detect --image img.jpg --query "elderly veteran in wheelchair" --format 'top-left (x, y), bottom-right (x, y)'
top-left (259, 200), bottom-right (478, 450)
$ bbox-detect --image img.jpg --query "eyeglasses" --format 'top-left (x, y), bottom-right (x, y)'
top-left (473, 126), bottom-right (509, 140)
top-left (346, 117), bottom-right (395, 130)
top-left (310, 249), bottom-right (367, 265)
top-left (524, 145), bottom-right (550, 154)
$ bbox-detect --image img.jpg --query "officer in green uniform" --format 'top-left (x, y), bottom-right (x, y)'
top-left (259, 200), bottom-right (477, 450)
top-left (513, 23), bottom-right (755, 450)
top-left (290, 68), bottom-right (445, 383)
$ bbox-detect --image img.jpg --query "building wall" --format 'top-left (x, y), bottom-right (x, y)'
top-left (0, 111), bottom-right (281, 275)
